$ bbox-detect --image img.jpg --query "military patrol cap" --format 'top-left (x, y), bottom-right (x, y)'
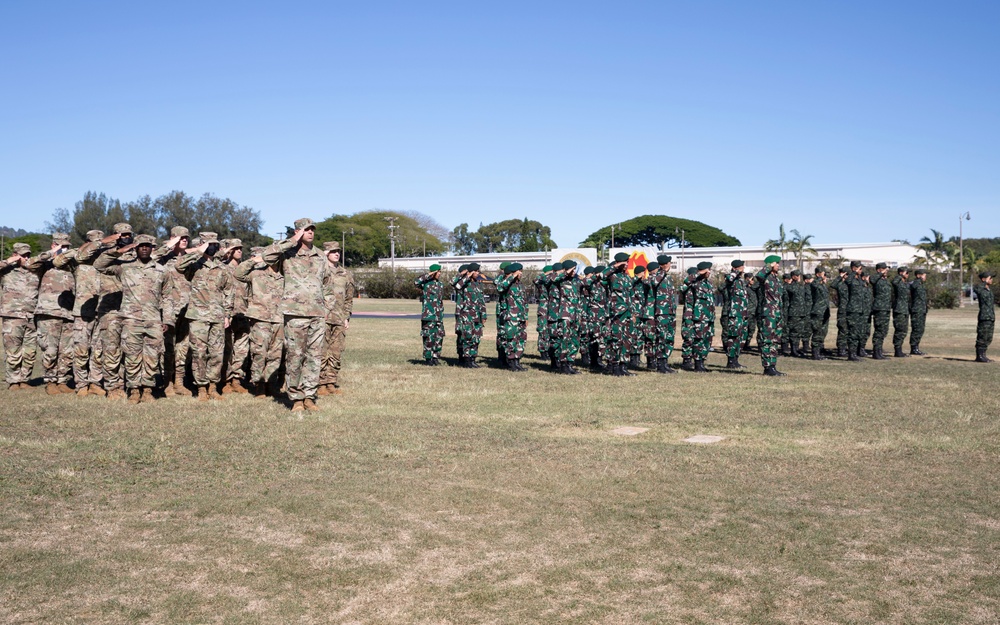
top-left (782, 273), bottom-right (791, 280)
top-left (696, 261), bottom-right (712, 271)
top-left (542, 265), bottom-right (552, 272)
top-left (633, 265), bottom-right (646, 274)
top-left (594, 265), bottom-right (606, 272)
top-left (13, 242), bottom-right (31, 255)
top-left (134, 234), bottom-right (156, 246)
top-left (170, 226), bottom-right (190, 238)
top-left (914, 268), bottom-right (926, 276)
top-left (219, 239), bottom-right (232, 250)
top-left (646, 261), bottom-right (659, 271)
top-left (52, 232), bottom-right (71, 246)
top-left (293, 218), bottom-right (316, 230)
top-left (200, 232), bottom-right (219, 243)
top-left (850, 260), bottom-right (863, 268)
top-left (250, 246), bottom-right (264, 255)
top-left (429, 263), bottom-right (442, 272)
top-left (227, 238), bottom-right (243, 249)
top-left (815, 266), bottom-right (827, 275)
top-left (980, 270), bottom-right (994, 279)
top-left (764, 255), bottom-right (781, 264)
top-left (687, 267), bottom-right (697, 275)
top-left (614, 252), bottom-right (629, 263)
top-left (790, 269), bottom-right (801, 276)
top-left (731, 259), bottom-right (744, 268)
top-left (875, 262), bottom-right (888, 269)
top-left (804, 273), bottom-right (814, 280)
top-left (839, 265), bottom-right (849, 273)
top-left (323, 241), bottom-right (340, 252)
top-left (113, 223), bottom-right (133, 234)
top-left (468, 262), bottom-right (481, 271)
top-left (85, 230), bottom-right (104, 242)
top-left (657, 255), bottom-right (671, 264)
top-left (190, 237), bottom-right (201, 247)
top-left (897, 266), bottom-right (909, 274)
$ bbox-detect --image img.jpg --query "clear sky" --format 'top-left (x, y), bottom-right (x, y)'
top-left (1, 1), bottom-right (997, 249)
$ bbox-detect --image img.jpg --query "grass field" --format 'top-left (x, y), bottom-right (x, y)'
top-left (1, 302), bottom-right (998, 624)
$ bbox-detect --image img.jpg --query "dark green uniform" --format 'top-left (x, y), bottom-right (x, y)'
top-left (786, 278), bottom-right (810, 354)
top-left (495, 270), bottom-right (527, 366)
top-left (755, 267), bottom-right (785, 372)
top-left (870, 272), bottom-right (892, 358)
top-left (845, 270), bottom-right (867, 358)
top-left (974, 280), bottom-right (995, 359)
top-left (415, 273), bottom-right (444, 362)
top-left (809, 278), bottom-right (830, 355)
top-left (648, 268), bottom-right (676, 371)
top-left (832, 274), bottom-right (850, 355)
top-left (891, 274), bottom-right (911, 355)
top-left (909, 278), bottom-right (928, 353)
top-left (724, 271), bottom-right (749, 360)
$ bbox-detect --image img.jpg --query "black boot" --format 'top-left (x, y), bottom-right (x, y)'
top-left (621, 362), bottom-right (636, 376)
top-left (693, 359), bottom-right (709, 373)
top-left (859, 346), bottom-right (870, 358)
top-left (894, 346), bottom-right (908, 358)
top-left (812, 346), bottom-right (826, 361)
top-left (580, 349), bottom-right (591, 367)
top-left (873, 346), bottom-right (888, 360)
top-left (837, 347), bottom-right (848, 358)
top-left (781, 341), bottom-right (792, 356)
top-left (629, 354), bottom-right (641, 369)
top-left (725, 356), bottom-right (744, 369)
top-left (425, 357), bottom-right (435, 366)
top-left (847, 348), bottom-right (860, 362)
top-left (763, 365), bottom-right (787, 377)
top-left (910, 345), bottom-right (925, 356)
top-left (498, 351), bottom-right (508, 368)
top-left (976, 348), bottom-right (991, 363)
top-left (661, 358), bottom-right (676, 374)
top-left (565, 361), bottom-right (580, 375)
top-left (681, 357), bottom-right (693, 371)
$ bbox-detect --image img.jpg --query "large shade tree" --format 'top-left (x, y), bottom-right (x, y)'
top-left (580, 215), bottom-right (740, 251)
top-left (451, 218), bottom-right (556, 254)
top-left (313, 210), bottom-right (448, 266)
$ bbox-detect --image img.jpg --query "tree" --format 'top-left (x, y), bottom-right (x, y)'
top-left (580, 215), bottom-right (740, 254)
top-left (451, 223), bottom-right (476, 255)
top-left (764, 224), bottom-right (789, 269)
top-left (917, 229), bottom-right (957, 275)
top-left (451, 218), bottom-right (557, 254)
top-left (313, 210), bottom-right (447, 266)
top-left (787, 229), bottom-right (817, 272)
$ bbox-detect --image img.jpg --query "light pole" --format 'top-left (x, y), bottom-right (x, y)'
top-left (675, 227), bottom-right (686, 273)
top-left (610, 224), bottom-right (620, 262)
top-left (959, 212), bottom-right (971, 305)
top-left (342, 228), bottom-right (354, 266)
top-left (384, 217), bottom-right (398, 271)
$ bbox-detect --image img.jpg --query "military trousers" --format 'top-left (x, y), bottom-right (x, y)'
top-left (457, 318), bottom-right (484, 358)
top-left (2, 317), bottom-right (37, 385)
top-left (36, 315), bottom-right (73, 384)
top-left (122, 318), bottom-right (163, 389)
top-left (680, 316), bottom-right (694, 359)
top-left (810, 311), bottom-right (830, 350)
top-left (164, 313), bottom-right (191, 386)
top-left (726, 312), bottom-right (747, 359)
top-left (909, 313), bottom-right (926, 350)
top-left (225, 314), bottom-right (252, 383)
top-left (320, 322), bottom-right (347, 386)
top-left (420, 318), bottom-right (444, 360)
top-left (606, 314), bottom-right (629, 364)
top-left (283, 315), bottom-right (324, 401)
top-left (99, 313), bottom-right (125, 390)
top-left (248, 319), bottom-right (284, 385)
top-left (892, 312), bottom-right (909, 349)
top-left (551, 318), bottom-right (580, 362)
top-left (500, 318), bottom-right (527, 359)
top-left (976, 319), bottom-right (994, 351)
top-left (756, 313), bottom-right (782, 367)
top-left (846, 313), bottom-right (866, 352)
top-left (654, 316), bottom-right (676, 359)
top-left (189, 319), bottom-right (225, 385)
top-left (871, 310), bottom-right (891, 348)
top-left (536, 315), bottom-right (549, 354)
top-left (789, 315), bottom-right (809, 345)
top-left (836, 312), bottom-right (849, 351)
top-left (744, 313), bottom-right (757, 347)
top-left (72, 316), bottom-right (102, 387)
top-left (691, 318), bottom-right (714, 360)
top-left (587, 317), bottom-right (609, 360)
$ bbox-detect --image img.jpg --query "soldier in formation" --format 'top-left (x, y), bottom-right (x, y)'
top-left (974, 271), bottom-right (995, 362)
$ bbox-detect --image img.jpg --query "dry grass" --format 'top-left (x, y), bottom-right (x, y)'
top-left (1, 303), bottom-right (998, 624)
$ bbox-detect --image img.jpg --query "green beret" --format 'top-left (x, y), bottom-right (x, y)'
top-left (468, 262), bottom-right (480, 271)
top-left (594, 265), bottom-right (606, 272)
top-left (790, 269), bottom-right (801, 276)
top-left (875, 262), bottom-right (888, 269)
top-left (764, 255), bottom-right (781, 264)
top-left (499, 262), bottom-right (510, 269)
top-left (458, 264), bottom-right (469, 272)
top-left (542, 265), bottom-right (552, 272)
top-left (657, 255), bottom-right (671, 264)
top-left (696, 261), bottom-right (712, 271)
top-left (503, 264), bottom-right (516, 275)
top-left (428, 264), bottom-right (441, 272)
top-left (614, 252), bottom-right (629, 263)
top-left (687, 267), bottom-right (697, 275)
top-left (646, 261), bottom-right (659, 271)
top-left (731, 259), bottom-right (744, 268)
top-left (562, 259), bottom-right (577, 269)
top-left (550, 261), bottom-right (564, 271)
top-left (583, 266), bottom-right (595, 275)
top-left (633, 265), bottom-right (646, 274)
top-left (511, 262), bottom-right (522, 271)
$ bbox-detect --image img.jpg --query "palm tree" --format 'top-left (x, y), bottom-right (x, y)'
top-left (917, 229), bottom-right (957, 277)
top-left (787, 229), bottom-right (817, 272)
top-left (764, 224), bottom-right (788, 269)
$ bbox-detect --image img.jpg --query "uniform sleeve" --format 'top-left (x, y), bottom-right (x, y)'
top-left (234, 259), bottom-right (259, 284)
top-left (221, 269), bottom-right (235, 317)
top-left (345, 273), bottom-right (356, 317)
top-left (94, 250), bottom-right (124, 275)
top-left (262, 239), bottom-right (296, 268)
top-left (175, 252), bottom-right (200, 273)
top-left (52, 249), bottom-right (78, 269)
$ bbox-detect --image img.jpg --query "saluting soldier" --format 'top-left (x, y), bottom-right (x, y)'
top-left (494, 262), bottom-right (527, 371)
top-left (690, 262), bottom-right (715, 373)
top-left (890, 266), bottom-right (911, 357)
top-left (534, 265), bottom-right (552, 359)
top-left (678, 266), bottom-right (698, 370)
top-left (808, 267), bottom-right (831, 360)
top-left (600, 252), bottom-right (635, 376)
top-left (870, 262), bottom-right (892, 360)
top-left (755, 255), bottom-right (786, 376)
top-left (54, 230), bottom-right (106, 396)
top-left (222, 239), bottom-right (252, 394)
top-left (723, 260), bottom-right (748, 369)
top-left (319, 241), bottom-right (356, 395)
top-left (909, 269), bottom-right (929, 355)
top-left (973, 271), bottom-right (995, 363)
top-left (0, 242), bottom-right (40, 390)
top-left (235, 247), bottom-right (286, 395)
top-left (155, 227), bottom-right (193, 396)
top-left (414, 264), bottom-right (445, 365)
top-left (29, 233), bottom-right (76, 394)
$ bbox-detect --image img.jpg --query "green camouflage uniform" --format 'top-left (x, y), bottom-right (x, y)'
top-left (649, 269), bottom-right (677, 362)
top-left (861, 278), bottom-right (874, 349)
top-left (94, 250), bottom-right (170, 389)
top-left (679, 274), bottom-right (696, 361)
top-left (691, 275), bottom-right (716, 360)
top-left (755, 268), bottom-right (785, 368)
top-left (494, 272), bottom-right (527, 360)
top-left (28, 249), bottom-right (75, 386)
top-left (909, 279), bottom-right (928, 351)
top-left (744, 276), bottom-right (758, 349)
top-left (415, 272), bottom-right (445, 360)
top-left (809, 278), bottom-right (830, 351)
top-left (599, 265), bottom-right (634, 366)
top-left (845, 272), bottom-right (867, 355)
top-left (786, 279), bottom-right (811, 351)
top-left (587, 273), bottom-right (610, 364)
top-left (533, 273), bottom-right (551, 355)
top-left (177, 253), bottom-right (235, 386)
top-left (550, 272), bottom-right (582, 364)
top-left (891, 275), bottom-right (910, 352)
top-left (832, 275), bottom-right (850, 353)
top-left (321, 263), bottom-right (355, 388)
top-left (0, 254), bottom-right (40, 385)
top-left (723, 272), bottom-right (748, 359)
top-left (870, 273), bottom-right (892, 354)
top-left (235, 260), bottom-right (286, 388)
top-left (263, 238), bottom-right (335, 402)
top-left (455, 274), bottom-right (486, 359)
top-left (974, 282), bottom-right (995, 353)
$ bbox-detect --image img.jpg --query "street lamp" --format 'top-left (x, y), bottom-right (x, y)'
top-left (610, 224), bottom-right (620, 262)
top-left (959, 212), bottom-right (971, 305)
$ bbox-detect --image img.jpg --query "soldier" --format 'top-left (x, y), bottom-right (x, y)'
top-left (222, 239), bottom-right (251, 394)
top-left (723, 259), bottom-right (748, 369)
top-left (689, 262), bottom-right (715, 372)
top-left (177, 233), bottom-right (235, 401)
top-left (600, 253), bottom-right (635, 376)
top-left (860, 270), bottom-right (874, 356)
top-left (551, 260), bottom-right (582, 374)
top-left (95, 235), bottom-right (169, 403)
top-left (414, 264), bottom-right (445, 365)
top-left (890, 266), bottom-right (911, 357)
top-left (494, 262), bottom-right (527, 371)
top-left (155, 227), bottom-right (193, 396)
top-left (452, 264), bottom-right (468, 359)
top-left (973, 271), bottom-right (995, 363)
top-left (678, 266), bottom-right (698, 370)
top-left (648, 255), bottom-right (677, 373)
top-left (534, 265), bottom-right (552, 360)
top-left (832, 266), bottom-right (850, 357)
top-left (454, 262), bottom-right (486, 368)
top-left (0, 243), bottom-right (40, 390)
top-left (235, 248), bottom-right (285, 395)
top-left (95, 223), bottom-right (135, 400)
top-left (755, 255), bottom-right (786, 376)
top-left (584, 265), bottom-right (610, 372)
top-left (844, 261), bottom-right (867, 362)
top-left (743, 272), bottom-right (758, 353)
top-left (909, 269), bottom-right (929, 355)
top-left (809, 267), bottom-right (831, 360)
top-left (786, 269), bottom-right (811, 357)
top-left (319, 241), bottom-right (356, 394)
top-left (54, 230), bottom-right (105, 396)
top-left (263, 218), bottom-right (335, 412)
top-left (780, 273), bottom-right (793, 355)
top-left (870, 262), bottom-right (892, 360)
top-left (28, 233), bottom-right (76, 394)
top-left (631, 264), bottom-right (653, 370)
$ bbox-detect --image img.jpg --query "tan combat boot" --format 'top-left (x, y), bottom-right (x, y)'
top-left (197, 386), bottom-right (210, 402)
top-left (290, 400), bottom-right (305, 412)
top-left (316, 384), bottom-right (329, 396)
top-left (162, 382), bottom-right (176, 397)
top-left (173, 381), bottom-right (192, 397)
top-left (46, 383), bottom-right (61, 396)
top-left (329, 385), bottom-right (343, 396)
top-left (76, 384), bottom-right (90, 397)
top-left (58, 383), bottom-right (74, 393)
top-left (209, 384), bottom-right (222, 400)
top-left (127, 388), bottom-right (142, 404)
top-left (140, 387), bottom-right (156, 403)
top-left (89, 385), bottom-right (107, 397)
top-left (304, 398), bottom-right (320, 411)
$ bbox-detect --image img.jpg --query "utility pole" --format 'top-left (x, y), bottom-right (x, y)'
top-left (675, 227), bottom-right (686, 273)
top-left (959, 212), bottom-right (971, 306)
top-left (384, 216), bottom-right (398, 272)
top-left (609, 224), bottom-right (620, 262)
top-left (341, 228), bottom-right (354, 266)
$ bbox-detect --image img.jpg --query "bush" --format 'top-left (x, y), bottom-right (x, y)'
top-left (929, 287), bottom-right (959, 309)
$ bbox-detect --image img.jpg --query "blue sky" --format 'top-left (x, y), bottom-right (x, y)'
top-left (1, 1), bottom-right (997, 248)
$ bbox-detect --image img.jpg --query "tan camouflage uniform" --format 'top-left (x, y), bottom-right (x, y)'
top-left (234, 256), bottom-right (285, 392)
top-left (0, 243), bottom-right (40, 387)
top-left (27, 235), bottom-right (76, 391)
top-left (94, 223), bottom-right (136, 397)
top-left (222, 240), bottom-right (251, 392)
top-left (155, 227), bottom-right (193, 395)
top-left (319, 241), bottom-right (355, 393)
top-left (53, 231), bottom-right (106, 394)
top-left (262, 219), bottom-right (334, 407)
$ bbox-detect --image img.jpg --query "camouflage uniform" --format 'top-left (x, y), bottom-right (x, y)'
top-left (678, 270), bottom-right (697, 365)
top-left (809, 276), bottom-right (830, 356)
top-left (454, 273), bottom-right (487, 362)
top-left (533, 272), bottom-right (551, 356)
top-left (95, 224), bottom-right (136, 394)
top-left (891, 273), bottom-right (911, 355)
top-left (94, 238), bottom-right (170, 392)
top-left (786, 275), bottom-right (811, 355)
top-left (861, 275), bottom-right (874, 351)
top-left (550, 269), bottom-right (582, 370)
top-left (845, 268), bottom-right (867, 359)
top-left (235, 258), bottom-right (285, 389)
top-left (54, 235), bottom-right (106, 392)
top-left (155, 232), bottom-right (193, 393)
top-left (0, 244), bottom-right (40, 386)
top-left (599, 262), bottom-right (635, 375)
top-left (584, 271), bottom-right (610, 367)
top-left (870, 269), bottom-right (892, 358)
top-left (177, 243), bottom-right (235, 390)
top-left (832, 273), bottom-right (850, 355)
top-left (909, 277), bottom-right (928, 353)
top-left (974, 278), bottom-right (995, 360)
top-left (415, 272), bottom-right (445, 361)
top-left (744, 275), bottom-right (758, 350)
top-left (755, 266), bottom-right (785, 372)
top-left (724, 270), bottom-right (749, 362)
top-left (494, 268), bottom-right (527, 366)
top-left (224, 244), bottom-right (252, 389)
top-left (648, 265), bottom-right (677, 371)
top-left (320, 251), bottom-right (356, 389)
top-left (690, 274), bottom-right (716, 363)
top-left (635, 272), bottom-right (656, 367)
top-left (28, 239), bottom-right (76, 389)
top-left (262, 228), bottom-right (335, 404)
